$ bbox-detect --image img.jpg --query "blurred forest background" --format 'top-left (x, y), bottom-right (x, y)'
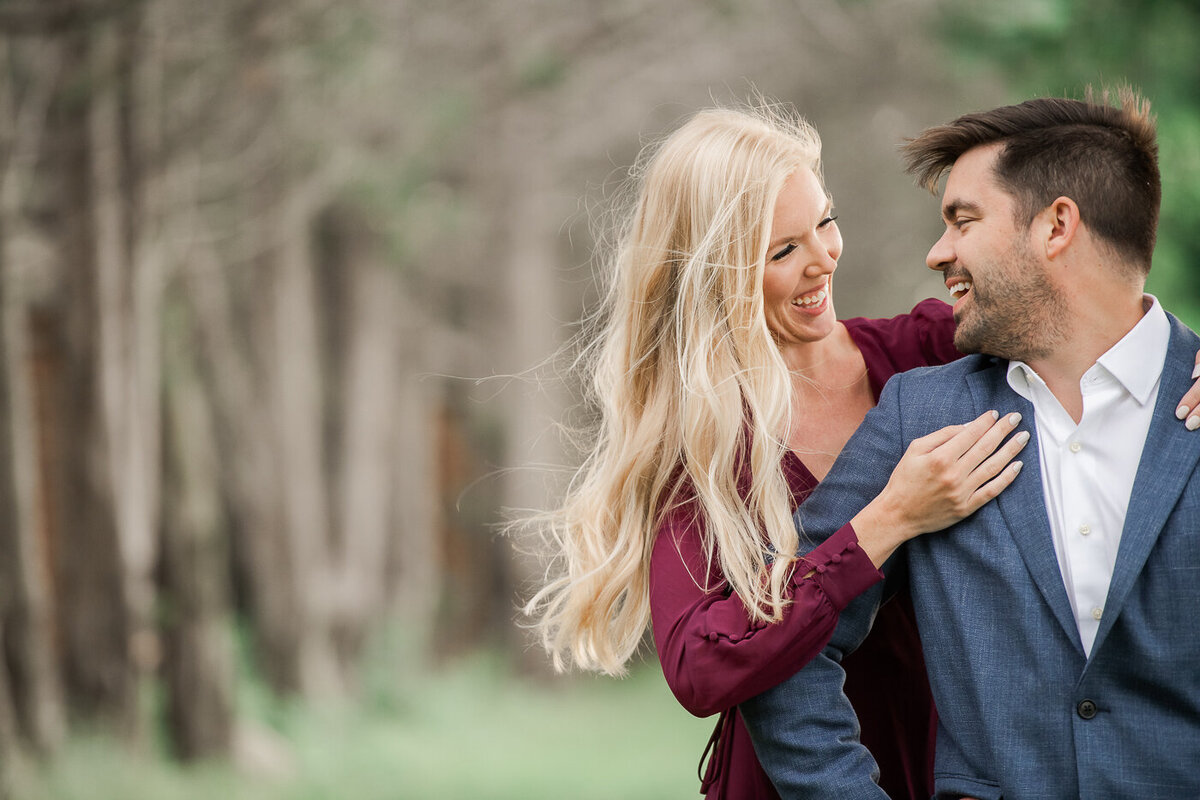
top-left (0, 0), bottom-right (1197, 798)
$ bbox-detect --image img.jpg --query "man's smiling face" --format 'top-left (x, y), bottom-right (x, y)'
top-left (925, 143), bottom-right (1068, 361)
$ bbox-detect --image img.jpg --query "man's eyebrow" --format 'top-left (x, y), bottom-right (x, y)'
top-left (942, 199), bottom-right (982, 222)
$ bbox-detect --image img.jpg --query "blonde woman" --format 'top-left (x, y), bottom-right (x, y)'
top-left (524, 105), bottom-right (1199, 799)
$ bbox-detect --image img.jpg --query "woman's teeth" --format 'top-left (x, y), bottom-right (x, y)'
top-left (792, 289), bottom-right (827, 307)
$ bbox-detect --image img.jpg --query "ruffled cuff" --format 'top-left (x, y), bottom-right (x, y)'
top-left (794, 522), bottom-right (883, 610)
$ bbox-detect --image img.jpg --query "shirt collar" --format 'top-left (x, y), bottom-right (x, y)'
top-left (1095, 294), bottom-right (1169, 405)
top-left (1005, 294), bottom-right (1169, 406)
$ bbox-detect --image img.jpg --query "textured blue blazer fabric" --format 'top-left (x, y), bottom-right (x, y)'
top-left (740, 314), bottom-right (1200, 800)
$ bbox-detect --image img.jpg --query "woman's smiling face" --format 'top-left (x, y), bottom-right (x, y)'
top-left (761, 168), bottom-right (843, 347)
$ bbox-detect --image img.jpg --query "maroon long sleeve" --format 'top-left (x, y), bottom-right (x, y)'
top-left (652, 508), bottom-right (879, 718)
top-left (648, 299), bottom-right (958, 799)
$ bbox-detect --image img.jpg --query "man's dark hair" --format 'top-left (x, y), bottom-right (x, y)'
top-left (901, 86), bottom-right (1160, 274)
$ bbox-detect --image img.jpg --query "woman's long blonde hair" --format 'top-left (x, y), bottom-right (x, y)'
top-left (525, 103), bottom-right (824, 675)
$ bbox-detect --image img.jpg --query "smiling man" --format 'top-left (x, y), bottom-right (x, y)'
top-left (740, 88), bottom-right (1200, 799)
top-left (934, 144), bottom-right (1071, 368)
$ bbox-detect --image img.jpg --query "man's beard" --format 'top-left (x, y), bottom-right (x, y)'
top-left (952, 240), bottom-right (1069, 363)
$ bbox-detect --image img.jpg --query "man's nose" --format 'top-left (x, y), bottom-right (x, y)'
top-left (926, 231), bottom-right (953, 272)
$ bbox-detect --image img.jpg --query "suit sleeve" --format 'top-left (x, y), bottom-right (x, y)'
top-left (739, 376), bottom-right (911, 799)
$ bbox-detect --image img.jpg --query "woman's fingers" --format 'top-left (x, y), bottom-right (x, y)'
top-left (908, 410), bottom-right (999, 460)
top-left (913, 410), bottom-right (1022, 472)
top-left (963, 430), bottom-right (1030, 508)
top-left (1174, 347), bottom-right (1200, 430)
top-left (957, 411), bottom-right (1024, 471)
top-left (970, 428), bottom-right (1030, 484)
top-left (910, 410), bottom-right (1028, 519)
top-left (967, 458), bottom-right (1025, 508)
top-left (909, 421), bottom-right (966, 452)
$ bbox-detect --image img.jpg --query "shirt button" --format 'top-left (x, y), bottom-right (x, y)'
top-left (1079, 524), bottom-right (1091, 536)
top-left (1091, 606), bottom-right (1103, 620)
top-left (1069, 442), bottom-right (1082, 453)
top-left (1078, 699), bottom-right (1098, 720)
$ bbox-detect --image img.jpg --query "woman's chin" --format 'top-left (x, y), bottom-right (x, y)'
top-left (773, 313), bottom-right (837, 346)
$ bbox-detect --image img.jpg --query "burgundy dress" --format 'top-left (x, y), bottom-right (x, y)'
top-left (649, 299), bottom-right (960, 799)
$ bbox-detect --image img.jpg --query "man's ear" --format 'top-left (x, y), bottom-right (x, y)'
top-left (1042, 196), bottom-right (1081, 260)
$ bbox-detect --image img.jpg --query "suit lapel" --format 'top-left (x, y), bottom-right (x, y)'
top-left (966, 367), bottom-right (1084, 655)
top-left (1090, 315), bottom-right (1200, 656)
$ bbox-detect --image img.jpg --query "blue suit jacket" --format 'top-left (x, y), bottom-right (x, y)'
top-left (741, 314), bottom-right (1200, 800)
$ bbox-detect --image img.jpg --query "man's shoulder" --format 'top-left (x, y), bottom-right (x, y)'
top-left (1167, 312), bottom-right (1200, 345)
top-left (889, 352), bottom-right (1003, 389)
top-left (864, 354), bottom-right (1010, 434)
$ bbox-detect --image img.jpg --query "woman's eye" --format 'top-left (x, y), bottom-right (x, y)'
top-left (771, 243), bottom-right (797, 261)
top-left (819, 215), bottom-right (839, 228)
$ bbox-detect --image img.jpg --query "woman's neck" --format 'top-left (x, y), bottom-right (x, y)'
top-left (779, 322), bottom-right (853, 377)
top-left (782, 323), bottom-right (874, 481)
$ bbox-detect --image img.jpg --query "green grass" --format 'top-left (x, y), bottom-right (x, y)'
top-left (9, 655), bottom-right (713, 800)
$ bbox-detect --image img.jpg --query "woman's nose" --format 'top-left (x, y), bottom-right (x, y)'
top-left (805, 240), bottom-right (839, 277)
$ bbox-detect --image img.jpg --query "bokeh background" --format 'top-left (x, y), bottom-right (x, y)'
top-left (0, 1), bottom-right (1198, 798)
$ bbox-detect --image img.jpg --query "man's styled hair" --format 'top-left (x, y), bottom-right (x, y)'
top-left (901, 86), bottom-right (1160, 274)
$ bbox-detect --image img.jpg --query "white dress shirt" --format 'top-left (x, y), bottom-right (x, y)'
top-left (1005, 296), bottom-right (1169, 656)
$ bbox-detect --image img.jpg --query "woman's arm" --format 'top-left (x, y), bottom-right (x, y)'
top-left (650, 512), bottom-right (880, 717)
top-left (650, 410), bottom-right (1027, 717)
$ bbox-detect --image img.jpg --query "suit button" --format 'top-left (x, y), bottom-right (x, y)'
top-left (1077, 699), bottom-right (1098, 720)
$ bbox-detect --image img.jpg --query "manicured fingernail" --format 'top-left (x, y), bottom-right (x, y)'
top-left (1178, 404), bottom-right (1191, 420)
top-left (1011, 461), bottom-right (1023, 474)
top-left (1192, 363), bottom-right (1200, 379)
top-left (990, 410), bottom-right (999, 420)
top-left (1007, 412), bottom-right (1022, 425)
top-left (1015, 431), bottom-right (1031, 444)
top-left (1189, 416), bottom-right (1200, 431)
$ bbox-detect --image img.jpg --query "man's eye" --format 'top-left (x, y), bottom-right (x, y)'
top-left (771, 243), bottom-right (797, 261)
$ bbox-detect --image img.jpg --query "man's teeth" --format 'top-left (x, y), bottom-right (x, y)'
top-left (949, 281), bottom-right (972, 297)
top-left (792, 289), bottom-right (827, 307)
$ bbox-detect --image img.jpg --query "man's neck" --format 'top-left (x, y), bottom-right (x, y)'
top-left (1024, 293), bottom-right (1149, 423)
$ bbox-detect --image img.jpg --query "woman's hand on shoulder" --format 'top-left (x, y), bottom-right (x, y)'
top-left (852, 410), bottom-right (1028, 567)
top-left (1174, 349), bottom-right (1200, 430)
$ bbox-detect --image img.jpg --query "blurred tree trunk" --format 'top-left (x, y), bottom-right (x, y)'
top-left (51, 21), bottom-right (136, 732)
top-left (0, 168), bottom-right (22, 782)
top-left (181, 224), bottom-right (296, 690)
top-left (159, 299), bottom-right (234, 759)
top-left (243, 188), bottom-right (406, 695)
top-left (392, 305), bottom-right (439, 658)
top-left (317, 206), bottom-right (400, 675)
top-left (44, 3), bottom-right (167, 737)
top-left (0, 34), bottom-right (66, 757)
top-left (496, 109), bottom-right (567, 669)
top-left (260, 180), bottom-right (341, 696)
